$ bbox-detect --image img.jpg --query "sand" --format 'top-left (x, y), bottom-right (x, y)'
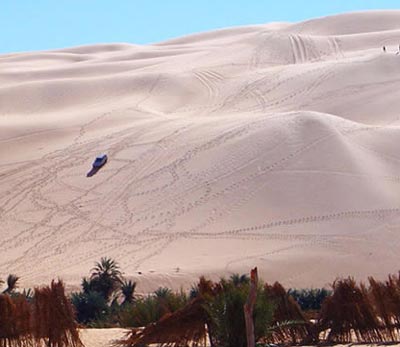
top-left (78, 328), bottom-right (400, 347)
top-left (80, 329), bottom-right (128, 347)
top-left (2, 10), bottom-right (400, 293)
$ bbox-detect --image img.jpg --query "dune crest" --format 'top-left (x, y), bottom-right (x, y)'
top-left (2, 11), bottom-right (400, 291)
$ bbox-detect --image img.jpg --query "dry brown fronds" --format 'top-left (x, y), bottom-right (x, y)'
top-left (368, 273), bottom-right (400, 340)
top-left (318, 277), bottom-right (385, 343)
top-left (118, 297), bottom-right (208, 347)
top-left (264, 281), bottom-right (314, 344)
top-left (0, 294), bottom-right (32, 347)
top-left (32, 280), bottom-right (83, 347)
top-left (368, 276), bottom-right (395, 339)
top-left (385, 273), bottom-right (400, 328)
top-left (196, 276), bottom-right (223, 299)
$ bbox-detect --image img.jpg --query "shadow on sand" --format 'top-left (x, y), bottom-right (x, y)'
top-left (86, 167), bottom-right (101, 177)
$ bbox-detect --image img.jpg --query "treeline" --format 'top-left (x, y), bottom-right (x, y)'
top-left (68, 257), bottom-right (330, 329)
top-left (67, 258), bottom-right (400, 346)
top-left (3, 258), bottom-right (400, 347)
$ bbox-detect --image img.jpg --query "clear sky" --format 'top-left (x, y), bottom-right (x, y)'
top-left (1, 0), bottom-right (399, 54)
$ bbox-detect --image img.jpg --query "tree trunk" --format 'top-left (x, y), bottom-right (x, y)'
top-left (244, 267), bottom-right (258, 347)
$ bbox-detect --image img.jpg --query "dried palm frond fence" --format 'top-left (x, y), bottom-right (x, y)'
top-left (369, 274), bottom-right (400, 340)
top-left (317, 277), bottom-right (384, 343)
top-left (118, 273), bottom-right (400, 347)
top-left (0, 280), bottom-right (83, 347)
top-left (0, 294), bottom-right (31, 347)
top-left (118, 297), bottom-right (209, 347)
top-left (264, 281), bottom-right (316, 345)
top-left (317, 274), bottom-right (400, 343)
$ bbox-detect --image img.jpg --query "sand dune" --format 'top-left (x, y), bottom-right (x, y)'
top-left (2, 11), bottom-right (400, 292)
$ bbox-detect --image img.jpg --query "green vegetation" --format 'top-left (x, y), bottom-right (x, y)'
top-left (205, 278), bottom-right (274, 347)
top-left (70, 290), bottom-right (109, 324)
top-left (69, 257), bottom-right (187, 327)
top-left (119, 288), bottom-right (188, 327)
top-left (70, 257), bottom-right (128, 326)
top-left (89, 257), bottom-right (123, 301)
top-left (121, 280), bottom-right (136, 306)
top-left (288, 288), bottom-right (331, 311)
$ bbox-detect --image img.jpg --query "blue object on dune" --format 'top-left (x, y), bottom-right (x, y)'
top-left (92, 154), bottom-right (108, 168)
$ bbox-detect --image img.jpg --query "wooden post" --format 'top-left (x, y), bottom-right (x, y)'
top-left (244, 267), bottom-right (258, 347)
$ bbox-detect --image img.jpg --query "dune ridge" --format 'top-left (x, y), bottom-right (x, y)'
top-left (1, 11), bottom-right (400, 292)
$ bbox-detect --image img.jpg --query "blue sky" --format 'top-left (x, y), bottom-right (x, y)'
top-left (1, 0), bottom-right (399, 54)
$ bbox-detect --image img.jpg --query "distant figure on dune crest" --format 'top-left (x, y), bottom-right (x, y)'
top-left (383, 46), bottom-right (386, 52)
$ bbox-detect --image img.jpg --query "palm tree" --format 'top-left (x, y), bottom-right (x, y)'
top-left (90, 257), bottom-right (123, 301)
top-left (3, 274), bottom-right (19, 294)
top-left (154, 287), bottom-right (172, 299)
top-left (81, 277), bottom-right (91, 294)
top-left (121, 280), bottom-right (137, 305)
top-left (91, 257), bottom-right (122, 280)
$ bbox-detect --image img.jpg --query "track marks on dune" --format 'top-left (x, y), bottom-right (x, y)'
top-left (118, 120), bottom-right (266, 231)
top-left (192, 69), bottom-right (225, 102)
top-left (0, 114), bottom-right (384, 261)
top-left (195, 208), bottom-right (400, 238)
top-left (1, 113), bottom-right (398, 282)
top-left (290, 35), bottom-right (343, 64)
top-left (0, 124), bottom-right (169, 256)
top-left (96, 117), bottom-right (281, 236)
top-left (260, 68), bottom-right (336, 111)
top-left (329, 37), bottom-right (343, 59)
top-left (290, 35), bottom-right (308, 64)
top-left (226, 62), bottom-right (337, 113)
top-left (135, 121), bottom-right (379, 239)
top-left (179, 124), bottom-right (381, 235)
top-left (3, 21), bottom-right (400, 284)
